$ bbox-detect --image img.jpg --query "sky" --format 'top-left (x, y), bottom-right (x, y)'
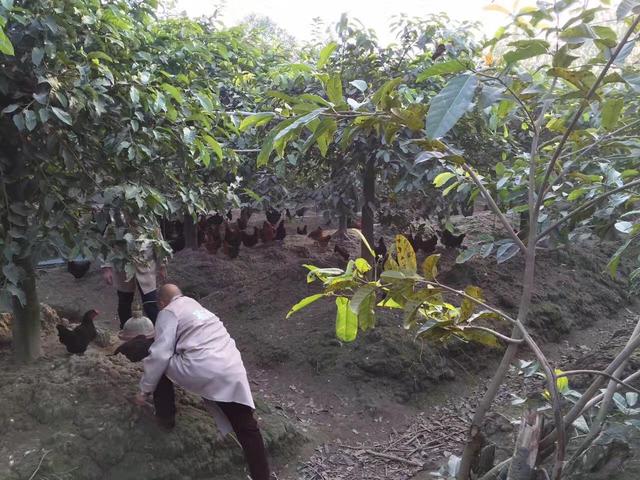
top-left (174, 0), bottom-right (523, 44)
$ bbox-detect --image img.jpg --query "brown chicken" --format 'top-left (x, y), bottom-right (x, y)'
top-left (241, 227), bottom-right (260, 247)
top-left (261, 220), bottom-right (276, 243)
top-left (223, 223), bottom-right (242, 259)
top-left (111, 334), bottom-right (154, 362)
top-left (275, 219), bottom-right (287, 241)
top-left (317, 233), bottom-right (332, 248)
top-left (57, 309), bottom-right (99, 355)
top-left (307, 226), bottom-right (323, 241)
top-left (204, 225), bottom-right (222, 254)
top-left (334, 244), bottom-right (349, 261)
top-left (431, 43), bottom-right (446, 61)
top-left (297, 225), bottom-right (308, 235)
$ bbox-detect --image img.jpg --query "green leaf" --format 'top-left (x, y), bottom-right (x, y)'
top-left (182, 127), bottom-right (196, 145)
top-left (458, 328), bottom-right (500, 348)
top-left (372, 77), bottom-right (403, 107)
top-left (87, 51), bottom-right (114, 63)
top-left (349, 80), bottom-right (368, 92)
top-left (456, 247), bottom-right (478, 264)
top-left (434, 172), bottom-right (455, 188)
top-left (51, 107), bottom-right (73, 126)
top-left (130, 86), bottom-right (140, 104)
top-left (350, 228), bottom-right (376, 259)
top-left (239, 112), bottom-right (274, 132)
top-left (425, 74), bottom-right (478, 139)
top-left (203, 135), bottom-right (223, 163)
top-left (195, 92), bottom-right (214, 113)
top-left (161, 83), bottom-right (184, 104)
top-left (601, 98), bottom-right (624, 130)
top-left (496, 242), bottom-right (519, 264)
top-left (552, 45), bottom-right (579, 68)
top-left (350, 284), bottom-right (376, 314)
top-left (1, 104), bottom-right (18, 114)
top-left (0, 28), bottom-right (14, 56)
top-left (326, 74), bottom-right (343, 105)
top-left (287, 293), bottom-right (325, 318)
top-left (503, 39), bottom-right (549, 63)
top-left (396, 235), bottom-right (417, 273)
top-left (335, 297), bottom-right (358, 342)
top-left (354, 258), bottom-right (372, 274)
top-left (422, 254), bottom-right (440, 280)
top-left (12, 112), bottom-right (24, 131)
top-left (274, 109), bottom-right (326, 143)
top-left (24, 109), bottom-right (37, 131)
top-left (416, 60), bottom-right (468, 81)
top-left (1, 0), bottom-right (14, 9)
top-left (317, 42), bottom-right (338, 69)
top-left (617, 0), bottom-right (640, 20)
top-left (31, 47), bottom-right (44, 66)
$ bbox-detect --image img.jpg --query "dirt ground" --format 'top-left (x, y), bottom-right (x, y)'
top-left (2, 209), bottom-right (638, 479)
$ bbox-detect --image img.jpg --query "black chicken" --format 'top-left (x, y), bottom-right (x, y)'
top-left (57, 309), bottom-right (99, 354)
top-left (295, 207), bottom-right (307, 218)
top-left (209, 212), bottom-right (225, 226)
top-left (415, 233), bottom-right (438, 254)
top-left (275, 219), bottom-right (287, 241)
top-left (285, 208), bottom-right (292, 220)
top-left (297, 225), bottom-right (308, 235)
top-left (67, 260), bottom-right (91, 279)
top-left (438, 229), bottom-right (466, 248)
top-left (334, 244), bottom-right (350, 261)
top-left (112, 334), bottom-right (154, 362)
top-left (241, 227), bottom-right (260, 247)
top-left (375, 237), bottom-right (387, 262)
top-left (431, 43), bottom-right (446, 61)
top-left (266, 208), bottom-right (281, 226)
top-left (226, 209), bottom-right (233, 221)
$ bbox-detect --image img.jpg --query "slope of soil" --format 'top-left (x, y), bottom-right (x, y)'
top-left (2, 210), bottom-right (635, 479)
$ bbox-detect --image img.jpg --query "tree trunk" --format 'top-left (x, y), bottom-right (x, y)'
top-left (183, 214), bottom-right (197, 250)
top-left (335, 214), bottom-right (348, 239)
top-left (507, 410), bottom-right (542, 480)
top-left (361, 154), bottom-right (375, 263)
top-left (11, 254), bottom-right (42, 362)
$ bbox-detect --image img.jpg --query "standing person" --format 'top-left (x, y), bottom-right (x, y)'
top-left (101, 212), bottom-right (167, 327)
top-left (134, 284), bottom-right (270, 480)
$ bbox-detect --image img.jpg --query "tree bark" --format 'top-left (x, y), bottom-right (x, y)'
top-left (507, 409), bottom-right (541, 480)
top-left (11, 254), bottom-right (42, 362)
top-left (335, 214), bottom-right (348, 239)
top-left (361, 154), bottom-right (375, 263)
top-left (183, 214), bottom-right (197, 249)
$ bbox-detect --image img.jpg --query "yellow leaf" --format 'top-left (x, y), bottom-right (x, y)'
top-left (395, 235), bottom-right (417, 273)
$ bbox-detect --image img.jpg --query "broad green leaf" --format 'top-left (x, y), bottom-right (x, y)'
top-left (560, 24), bottom-right (596, 44)
top-left (350, 228), bottom-right (376, 259)
top-left (617, 0), bottom-right (640, 20)
top-left (130, 86), bottom-right (140, 104)
top-left (458, 328), bottom-right (500, 348)
top-left (601, 98), bottom-right (624, 130)
top-left (372, 77), bottom-right (403, 107)
top-left (301, 117), bottom-right (336, 155)
top-left (195, 92), bottom-right (214, 113)
top-left (396, 235), bottom-right (417, 273)
top-left (460, 285), bottom-right (483, 322)
top-left (422, 254), bottom-right (440, 280)
top-left (51, 107), bottom-right (73, 126)
top-left (287, 293), bottom-right (325, 318)
top-left (317, 42), bottom-right (337, 69)
top-left (1, 104), bottom-right (18, 114)
top-left (354, 258), bottom-right (372, 274)
top-left (161, 83), bottom-right (184, 104)
top-left (274, 109), bottom-right (326, 143)
top-left (380, 270), bottom-right (406, 281)
top-left (24, 109), bottom-right (37, 131)
top-left (350, 284), bottom-right (376, 314)
top-left (555, 369), bottom-right (570, 394)
top-left (31, 47), bottom-right (44, 66)
top-left (257, 118), bottom-right (296, 167)
top-left (615, 221), bottom-right (634, 234)
top-left (87, 51), bottom-right (114, 63)
top-left (496, 242), bottom-right (519, 264)
top-left (456, 247), bottom-right (477, 264)
top-left (335, 297), bottom-right (358, 342)
top-left (608, 238), bottom-right (633, 277)
top-left (434, 172), bottom-right (455, 188)
top-left (239, 112), bottom-right (274, 132)
top-left (425, 74), bottom-right (478, 139)
top-left (349, 79), bottom-right (368, 92)
top-left (326, 74), bottom-right (343, 105)
top-left (203, 135), bottom-right (223, 163)
top-left (552, 45), bottom-right (579, 68)
top-left (0, 28), bottom-right (14, 56)
top-left (12, 112), bottom-right (24, 131)
top-left (182, 127), bottom-right (196, 145)
top-left (416, 60), bottom-right (468, 81)
top-left (503, 39), bottom-right (549, 63)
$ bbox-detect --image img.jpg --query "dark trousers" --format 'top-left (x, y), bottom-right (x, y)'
top-left (117, 283), bottom-right (159, 328)
top-left (212, 401), bottom-right (271, 480)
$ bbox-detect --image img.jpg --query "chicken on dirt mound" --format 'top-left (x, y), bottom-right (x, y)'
top-left (56, 309), bottom-right (99, 354)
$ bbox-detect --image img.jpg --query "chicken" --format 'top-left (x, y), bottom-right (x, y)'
top-left (375, 237), bottom-right (387, 262)
top-left (307, 226), bottom-right (323, 241)
top-left (226, 209), bottom-right (233, 221)
top-left (67, 260), bottom-right (91, 279)
top-left (295, 207), bottom-right (307, 218)
top-left (285, 208), bottom-right (292, 221)
top-left (266, 208), bottom-right (281, 226)
top-left (112, 334), bottom-right (153, 362)
top-left (334, 244), bottom-right (350, 261)
top-left (297, 225), bottom-right (308, 235)
top-left (317, 233), bottom-right (332, 248)
top-left (414, 233), bottom-right (438, 254)
top-left (431, 43), bottom-right (446, 61)
top-left (204, 225), bottom-right (222, 254)
top-left (210, 212), bottom-right (225, 226)
top-left (261, 220), bottom-right (276, 243)
top-left (348, 217), bottom-right (362, 229)
top-left (275, 219), bottom-right (287, 241)
top-left (223, 223), bottom-right (242, 259)
top-left (57, 309), bottom-right (99, 354)
top-left (438, 229), bottom-right (466, 248)
top-left (241, 227), bottom-right (260, 248)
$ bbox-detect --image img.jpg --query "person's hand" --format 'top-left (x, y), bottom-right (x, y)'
top-left (158, 265), bottom-right (168, 283)
top-left (133, 391), bottom-right (150, 406)
top-left (102, 267), bottom-right (114, 286)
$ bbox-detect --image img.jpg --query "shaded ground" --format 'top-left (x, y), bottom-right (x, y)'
top-left (2, 210), bottom-right (637, 479)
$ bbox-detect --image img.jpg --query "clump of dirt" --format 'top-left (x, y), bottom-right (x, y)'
top-left (0, 303), bottom-right (62, 345)
top-left (0, 336), bottom-right (304, 480)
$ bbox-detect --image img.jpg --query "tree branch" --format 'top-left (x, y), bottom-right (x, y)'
top-left (556, 370), bottom-right (640, 395)
top-left (461, 325), bottom-right (524, 344)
